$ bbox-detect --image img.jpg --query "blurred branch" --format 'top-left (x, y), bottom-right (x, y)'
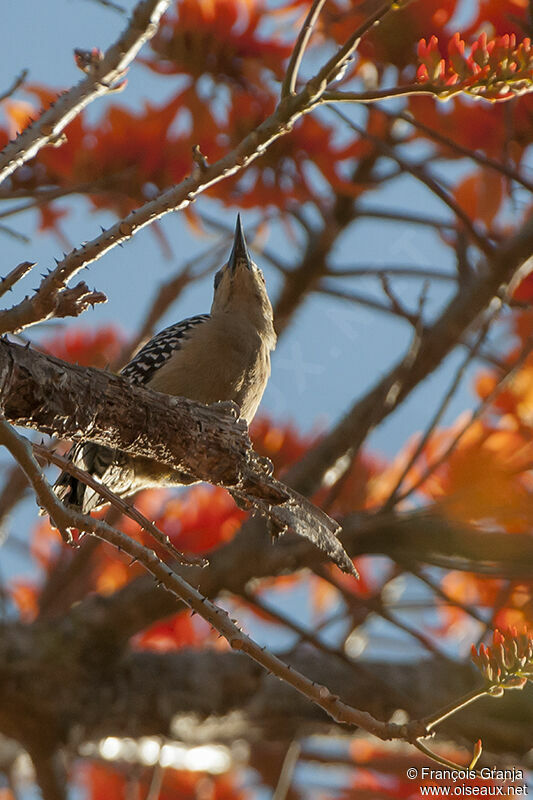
top-left (383, 304), bottom-right (501, 509)
top-left (315, 565), bottom-right (454, 664)
top-left (327, 264), bottom-right (456, 281)
top-left (0, 0), bottom-right (169, 186)
top-left (83, 0), bottom-right (126, 13)
top-left (272, 741), bottom-right (300, 800)
top-left (0, 70), bottom-right (28, 104)
top-left (198, 210), bottom-right (291, 275)
top-left (354, 207), bottom-right (457, 230)
top-left (286, 209), bottom-right (533, 498)
top-left (344, 508), bottom-right (533, 577)
top-left (0, 463), bottom-right (29, 526)
top-left (329, 107), bottom-right (493, 256)
top-left (392, 108), bottom-right (533, 195)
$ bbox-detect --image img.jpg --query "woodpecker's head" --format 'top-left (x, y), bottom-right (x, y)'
top-left (211, 216), bottom-right (275, 343)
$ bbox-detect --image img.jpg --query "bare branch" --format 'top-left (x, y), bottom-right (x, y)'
top-left (323, 84), bottom-right (445, 104)
top-left (0, 261), bottom-right (36, 299)
top-left (311, 1), bottom-right (399, 90)
top-left (0, 415), bottom-right (419, 742)
top-left (286, 211), bottom-right (533, 498)
top-left (0, 70), bottom-right (28, 104)
top-left (281, 0), bottom-right (328, 98)
top-left (328, 106), bottom-right (494, 256)
top-left (32, 443), bottom-right (206, 567)
top-left (0, 339), bottom-right (356, 576)
top-left (0, 0), bottom-right (170, 186)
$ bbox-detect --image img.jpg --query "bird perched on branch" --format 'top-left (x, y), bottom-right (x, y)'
top-left (54, 215), bottom-right (277, 513)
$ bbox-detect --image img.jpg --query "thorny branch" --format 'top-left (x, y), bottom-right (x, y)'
top-left (0, 417), bottom-right (405, 740)
top-left (0, 1), bottom-right (403, 337)
top-left (2, 414), bottom-right (499, 759)
top-left (0, 338), bottom-right (356, 576)
top-left (32, 443), bottom-right (206, 567)
top-left (3, 415), bottom-right (519, 776)
top-left (0, 0), bottom-right (170, 185)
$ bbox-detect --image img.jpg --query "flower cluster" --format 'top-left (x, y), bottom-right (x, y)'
top-left (417, 32), bottom-right (533, 102)
top-left (471, 628), bottom-right (533, 693)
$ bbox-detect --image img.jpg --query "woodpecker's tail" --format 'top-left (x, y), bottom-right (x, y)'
top-left (51, 442), bottom-right (114, 514)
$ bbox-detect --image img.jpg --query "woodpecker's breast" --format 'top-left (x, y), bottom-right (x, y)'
top-left (145, 313), bottom-right (272, 423)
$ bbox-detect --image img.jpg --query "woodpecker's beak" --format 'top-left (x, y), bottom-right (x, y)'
top-left (228, 214), bottom-right (252, 273)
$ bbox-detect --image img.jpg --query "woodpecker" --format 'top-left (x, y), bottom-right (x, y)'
top-left (54, 216), bottom-right (277, 514)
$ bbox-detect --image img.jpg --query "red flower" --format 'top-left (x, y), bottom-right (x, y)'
top-left (144, 0), bottom-right (290, 86)
top-left (416, 32), bottom-right (533, 102)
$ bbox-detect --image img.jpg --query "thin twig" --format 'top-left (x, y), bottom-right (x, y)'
top-left (0, 0), bottom-right (170, 186)
top-left (313, 2), bottom-right (397, 89)
top-left (281, 0), bottom-right (328, 98)
top-left (322, 84), bottom-right (444, 104)
top-left (393, 108), bottom-right (533, 196)
top-left (273, 741), bottom-right (301, 800)
top-left (355, 207), bottom-right (456, 231)
top-left (32, 442), bottom-right (206, 568)
top-left (145, 762), bottom-right (164, 800)
top-left (422, 687), bottom-right (489, 732)
top-left (328, 264), bottom-right (456, 282)
top-left (409, 566), bottom-right (491, 630)
top-left (315, 566), bottom-right (454, 665)
top-left (241, 588), bottom-right (351, 664)
top-left (198, 209), bottom-right (290, 274)
top-left (0, 70), bottom-right (28, 104)
top-left (413, 740), bottom-right (477, 774)
top-left (0, 416), bottom-right (420, 742)
top-left (318, 281), bottom-right (420, 325)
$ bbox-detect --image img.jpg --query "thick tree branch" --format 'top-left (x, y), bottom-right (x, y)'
top-left (0, 0), bottom-right (170, 186)
top-left (0, 339), bottom-right (356, 575)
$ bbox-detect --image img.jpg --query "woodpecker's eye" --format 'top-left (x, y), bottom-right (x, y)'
top-left (214, 269), bottom-right (223, 290)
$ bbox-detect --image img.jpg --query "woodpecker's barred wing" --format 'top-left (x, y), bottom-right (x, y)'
top-left (53, 315), bottom-right (210, 513)
top-left (121, 315), bottom-right (210, 385)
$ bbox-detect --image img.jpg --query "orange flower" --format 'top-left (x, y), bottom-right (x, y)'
top-left (326, 0), bottom-right (456, 70)
top-left (144, 0), bottom-right (290, 86)
top-left (417, 32), bottom-right (533, 102)
top-left (152, 485), bottom-right (246, 555)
